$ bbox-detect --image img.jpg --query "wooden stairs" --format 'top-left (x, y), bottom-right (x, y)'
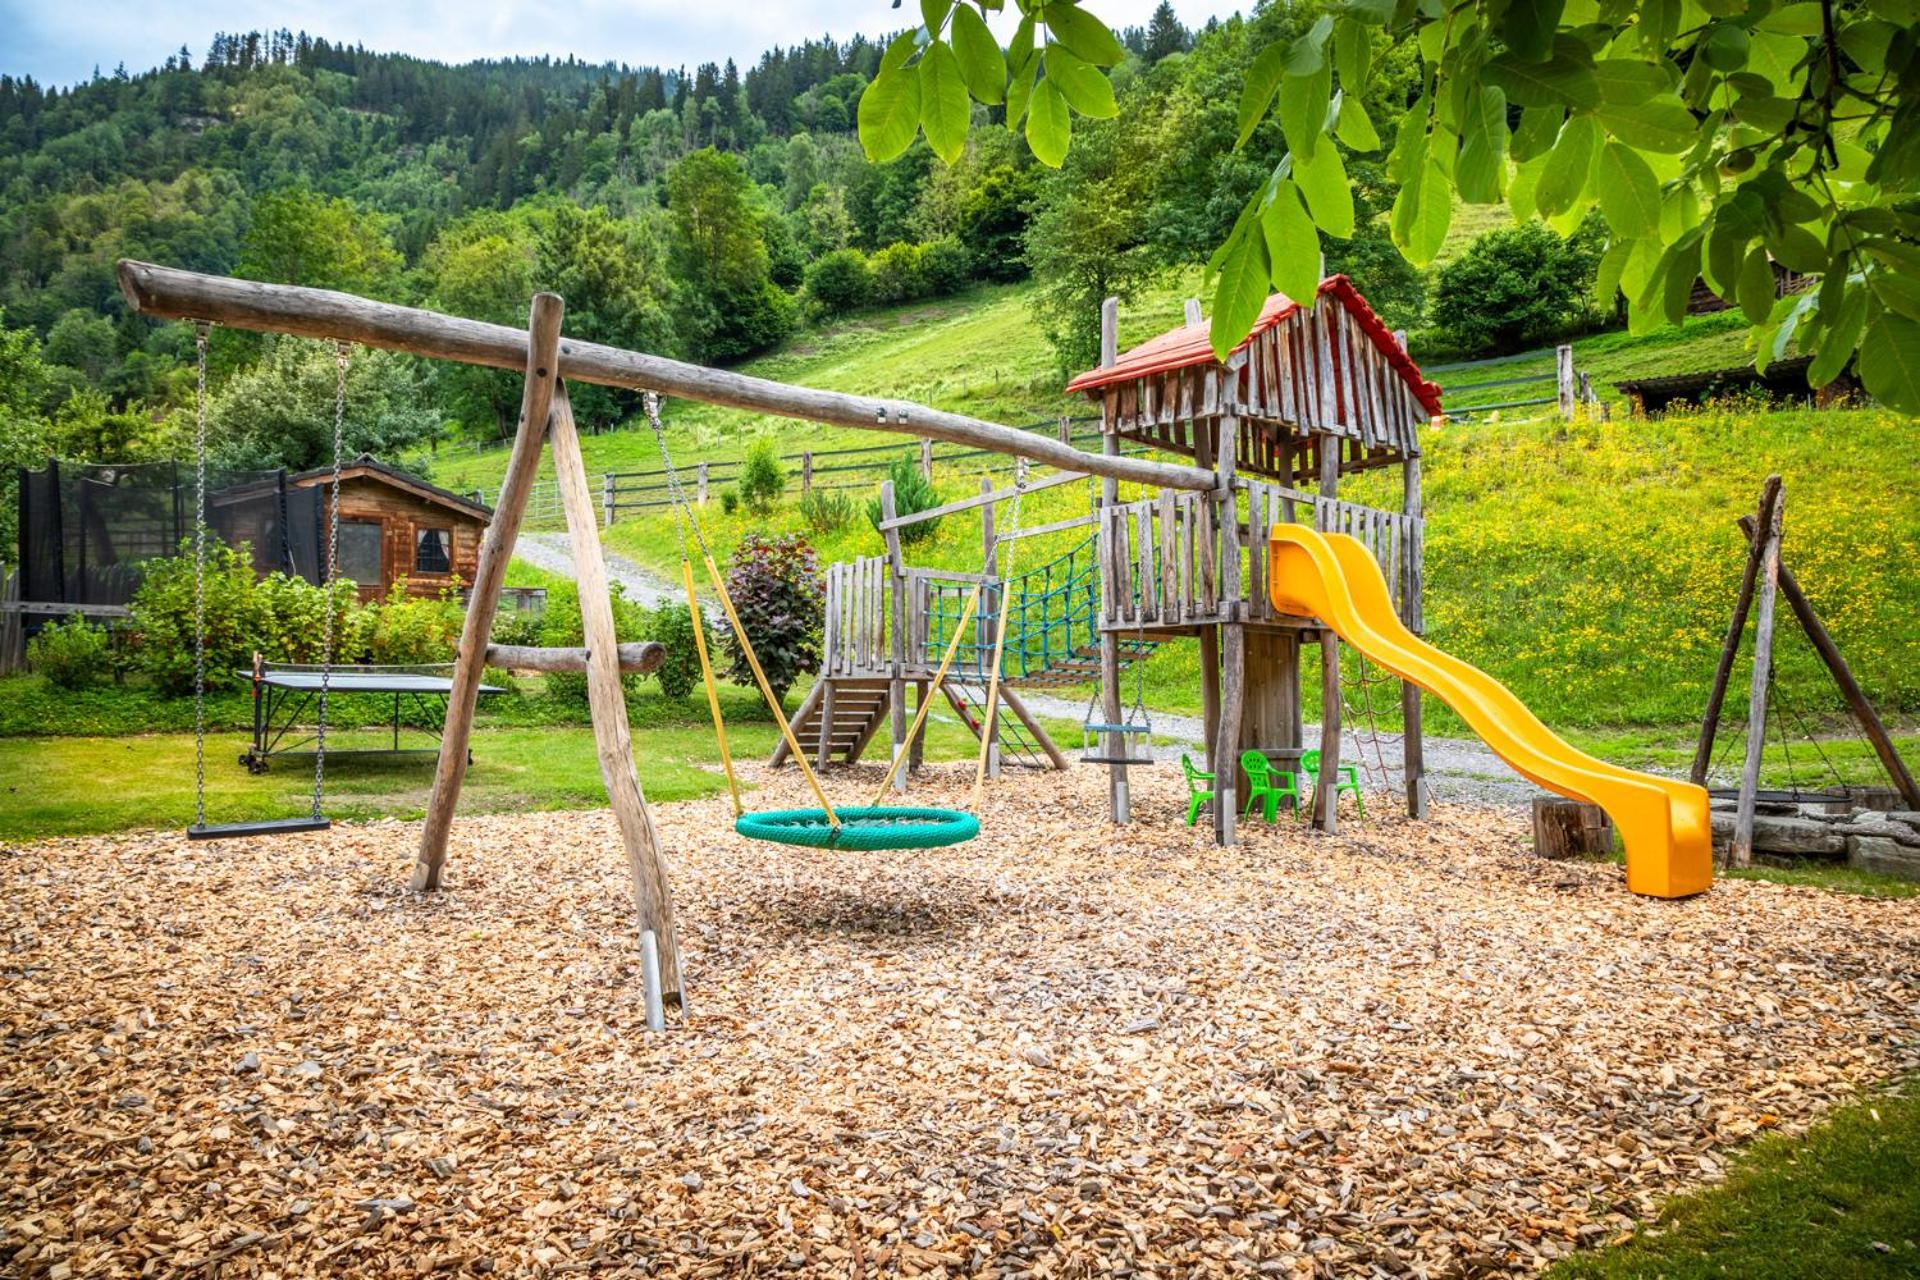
top-left (768, 675), bottom-right (1068, 772)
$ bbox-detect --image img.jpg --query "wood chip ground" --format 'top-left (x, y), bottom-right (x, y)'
top-left (4, 764), bottom-right (1917, 1278)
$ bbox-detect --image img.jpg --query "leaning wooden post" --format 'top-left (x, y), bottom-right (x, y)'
top-left (550, 381), bottom-right (683, 999)
top-left (1556, 345), bottom-right (1576, 419)
top-left (414, 293), bottom-right (563, 893)
top-left (1095, 296), bottom-right (1131, 824)
top-left (1692, 476), bottom-right (1782, 785)
top-left (1731, 488), bottom-right (1785, 869)
top-left (696, 462), bottom-right (708, 505)
top-left (879, 481), bottom-right (909, 792)
top-left (1213, 356), bottom-right (1246, 847)
top-left (1738, 513), bottom-right (1920, 811)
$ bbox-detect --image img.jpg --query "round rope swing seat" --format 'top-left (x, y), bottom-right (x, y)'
top-left (734, 806), bottom-right (980, 851)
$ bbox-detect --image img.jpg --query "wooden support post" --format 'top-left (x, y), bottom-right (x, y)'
top-left (909, 679), bottom-right (929, 770)
top-left (696, 462), bottom-right (709, 506)
top-left (602, 472), bottom-right (615, 527)
top-left (1213, 381), bottom-right (1245, 846)
top-left (999, 686), bottom-right (1070, 770)
top-left (414, 293), bottom-right (563, 893)
top-left (1401, 453), bottom-right (1427, 818)
top-left (1057, 416), bottom-right (1071, 445)
top-left (1198, 626), bottom-right (1222, 770)
top-left (1732, 489), bottom-right (1785, 869)
top-left (1738, 514), bottom-right (1920, 812)
top-left (817, 680), bottom-right (837, 770)
top-left (1096, 295), bottom-right (1130, 823)
top-left (801, 451), bottom-right (813, 495)
top-left (1556, 344), bottom-right (1576, 420)
top-left (769, 680), bottom-right (824, 767)
top-left (880, 481), bottom-right (908, 792)
top-left (1184, 297), bottom-right (1204, 327)
top-left (1315, 630), bottom-right (1343, 834)
top-left (550, 382), bottom-right (682, 998)
top-left (1692, 477), bottom-right (1782, 785)
top-left (0, 561), bottom-right (21, 676)
top-left (919, 438), bottom-right (933, 482)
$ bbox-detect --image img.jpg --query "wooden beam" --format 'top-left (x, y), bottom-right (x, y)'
top-left (876, 468), bottom-right (1085, 531)
top-left (484, 642), bottom-right (663, 674)
top-left (1732, 489), bottom-right (1785, 869)
top-left (550, 381), bottom-right (682, 999)
top-left (880, 483), bottom-right (908, 791)
top-left (1738, 514), bottom-right (1920, 812)
top-left (1692, 477), bottom-right (1782, 785)
top-left (116, 260), bottom-right (1219, 494)
top-left (1097, 296), bottom-right (1129, 823)
top-left (997, 685), bottom-right (1070, 771)
top-left (414, 293), bottom-right (563, 893)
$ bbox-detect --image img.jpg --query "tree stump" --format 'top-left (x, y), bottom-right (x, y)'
top-left (1532, 797), bottom-right (1614, 859)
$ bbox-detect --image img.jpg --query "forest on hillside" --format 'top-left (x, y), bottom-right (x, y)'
top-left (0, 1), bottom-right (1612, 549)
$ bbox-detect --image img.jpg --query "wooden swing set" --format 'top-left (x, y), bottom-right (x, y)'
top-left (116, 258), bottom-right (1222, 1014)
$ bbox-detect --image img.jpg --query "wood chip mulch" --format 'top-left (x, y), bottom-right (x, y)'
top-left (4, 764), bottom-right (1917, 1279)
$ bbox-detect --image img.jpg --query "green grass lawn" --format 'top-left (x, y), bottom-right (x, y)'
top-left (1549, 1085), bottom-right (1920, 1279)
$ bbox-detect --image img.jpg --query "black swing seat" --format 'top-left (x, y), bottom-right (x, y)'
top-left (188, 816), bottom-right (332, 841)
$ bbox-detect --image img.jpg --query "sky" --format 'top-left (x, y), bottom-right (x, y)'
top-left (0, 0), bottom-right (1241, 88)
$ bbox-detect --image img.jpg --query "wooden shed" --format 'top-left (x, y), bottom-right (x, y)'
top-left (217, 457), bottom-right (493, 601)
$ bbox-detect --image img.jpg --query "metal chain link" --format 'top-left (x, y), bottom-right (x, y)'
top-left (312, 341), bottom-right (348, 818)
top-left (192, 324), bottom-right (210, 828)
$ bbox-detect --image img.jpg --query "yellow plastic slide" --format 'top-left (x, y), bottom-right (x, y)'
top-left (1268, 525), bottom-right (1713, 898)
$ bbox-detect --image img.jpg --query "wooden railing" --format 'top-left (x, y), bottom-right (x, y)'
top-left (1098, 482), bottom-right (1423, 632)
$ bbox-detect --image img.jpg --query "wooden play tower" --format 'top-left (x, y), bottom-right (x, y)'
top-left (1068, 280), bottom-right (1442, 843)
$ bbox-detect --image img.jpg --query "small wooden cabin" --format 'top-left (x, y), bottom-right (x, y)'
top-left (1065, 278), bottom-right (1443, 843)
top-left (215, 457), bottom-right (492, 601)
top-left (1615, 354), bottom-right (1855, 415)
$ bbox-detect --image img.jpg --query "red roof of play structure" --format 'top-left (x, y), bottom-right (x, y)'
top-left (1065, 276), bottom-right (1443, 417)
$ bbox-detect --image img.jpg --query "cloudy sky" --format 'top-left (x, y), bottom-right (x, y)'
top-left (2, 0), bottom-right (1240, 87)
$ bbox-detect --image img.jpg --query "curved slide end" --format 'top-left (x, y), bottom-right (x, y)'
top-left (1268, 524), bottom-right (1713, 899)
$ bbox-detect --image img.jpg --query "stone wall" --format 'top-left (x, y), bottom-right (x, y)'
top-left (1709, 799), bottom-right (1920, 881)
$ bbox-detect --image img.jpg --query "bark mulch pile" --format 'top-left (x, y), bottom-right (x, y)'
top-left (4, 764), bottom-right (1916, 1278)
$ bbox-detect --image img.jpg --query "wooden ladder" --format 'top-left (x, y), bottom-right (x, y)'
top-left (770, 680), bottom-right (891, 767)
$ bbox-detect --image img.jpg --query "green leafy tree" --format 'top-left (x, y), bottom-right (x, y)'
top-left (42, 308), bottom-right (121, 385)
top-left (0, 312), bottom-right (52, 553)
top-left (207, 340), bottom-right (441, 471)
top-left (736, 438), bottom-right (787, 514)
top-left (667, 147), bottom-right (794, 361)
top-left (425, 222), bottom-right (539, 440)
top-left (861, 0), bottom-right (1920, 409)
top-left (238, 188), bottom-right (401, 294)
top-left (531, 203), bottom-right (679, 427)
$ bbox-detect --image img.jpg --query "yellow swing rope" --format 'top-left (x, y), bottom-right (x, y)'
top-left (645, 392), bottom-right (838, 827)
top-left (681, 558), bottom-right (742, 816)
top-left (970, 463), bottom-right (1027, 812)
top-left (870, 580), bottom-right (982, 804)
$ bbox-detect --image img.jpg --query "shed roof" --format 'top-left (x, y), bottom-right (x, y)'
top-left (1065, 276), bottom-right (1443, 417)
top-left (289, 456), bottom-right (493, 523)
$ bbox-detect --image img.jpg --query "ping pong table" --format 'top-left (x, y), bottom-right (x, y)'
top-left (238, 663), bottom-right (505, 772)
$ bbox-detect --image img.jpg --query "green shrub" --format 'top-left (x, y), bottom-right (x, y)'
top-left (868, 241), bottom-right (930, 306)
top-left (799, 485), bottom-right (858, 535)
top-left (489, 608), bottom-right (543, 648)
top-left (723, 533), bottom-right (822, 704)
top-left (367, 580), bottom-right (466, 664)
top-left (648, 600), bottom-right (714, 701)
top-left (738, 438), bottom-right (787, 514)
top-left (255, 571), bottom-right (367, 665)
top-left (866, 453), bottom-right (944, 546)
top-left (130, 543), bottom-right (262, 696)
top-left (920, 237), bottom-right (972, 296)
top-left (28, 616), bottom-right (112, 690)
top-left (1429, 221), bottom-right (1601, 355)
top-left (720, 488), bottom-right (741, 515)
top-left (804, 248), bottom-right (873, 315)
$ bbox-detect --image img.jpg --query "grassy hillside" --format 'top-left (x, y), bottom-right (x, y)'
top-left (445, 283), bottom-right (1917, 739)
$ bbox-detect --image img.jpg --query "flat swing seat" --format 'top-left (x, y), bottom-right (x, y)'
top-left (734, 806), bottom-right (980, 850)
top-left (187, 816), bottom-right (332, 841)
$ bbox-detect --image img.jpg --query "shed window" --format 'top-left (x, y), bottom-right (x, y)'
top-left (415, 527), bottom-right (452, 575)
top-left (336, 520), bottom-right (382, 588)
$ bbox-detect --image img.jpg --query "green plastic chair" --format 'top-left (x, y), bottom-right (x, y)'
top-left (1238, 749), bottom-right (1301, 822)
top-left (1301, 749), bottom-right (1364, 819)
top-left (1180, 753), bottom-right (1215, 827)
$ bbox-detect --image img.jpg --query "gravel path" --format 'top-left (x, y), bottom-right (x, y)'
top-left (515, 536), bottom-right (1540, 805)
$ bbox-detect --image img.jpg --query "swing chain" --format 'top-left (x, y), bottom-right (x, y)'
top-left (192, 322), bottom-right (210, 828)
top-left (312, 341), bottom-right (348, 818)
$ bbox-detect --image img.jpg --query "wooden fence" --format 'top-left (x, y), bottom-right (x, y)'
top-left (601, 418), bottom-right (1110, 525)
top-left (1428, 343), bottom-right (1603, 423)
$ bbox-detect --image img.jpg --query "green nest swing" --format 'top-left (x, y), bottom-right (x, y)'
top-left (644, 397), bottom-right (1037, 854)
